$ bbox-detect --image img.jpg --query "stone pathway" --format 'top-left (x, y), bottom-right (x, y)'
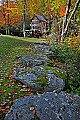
top-left (5, 42), bottom-right (80, 120)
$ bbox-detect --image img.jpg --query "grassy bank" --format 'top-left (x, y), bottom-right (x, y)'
top-left (0, 35), bottom-right (45, 119)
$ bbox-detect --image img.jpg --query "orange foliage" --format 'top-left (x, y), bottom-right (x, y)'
top-left (10, 14), bottom-right (21, 26)
top-left (0, 2), bottom-right (21, 27)
top-left (8, 2), bottom-right (17, 8)
top-left (59, 5), bottom-right (66, 17)
top-left (48, 3), bottom-right (53, 15)
top-left (0, 14), bottom-right (4, 26)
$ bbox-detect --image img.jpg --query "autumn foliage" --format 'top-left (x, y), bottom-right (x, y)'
top-left (59, 5), bottom-right (66, 17)
top-left (0, 0), bottom-right (67, 28)
top-left (0, 2), bottom-right (21, 27)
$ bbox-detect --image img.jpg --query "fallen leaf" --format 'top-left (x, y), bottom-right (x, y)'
top-left (30, 107), bottom-right (35, 111)
top-left (5, 106), bottom-right (10, 109)
top-left (4, 84), bottom-right (7, 86)
top-left (22, 85), bottom-right (27, 88)
top-left (0, 90), bottom-right (3, 95)
top-left (20, 89), bottom-right (28, 92)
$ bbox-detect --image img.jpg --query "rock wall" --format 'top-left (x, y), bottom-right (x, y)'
top-left (5, 42), bottom-right (80, 120)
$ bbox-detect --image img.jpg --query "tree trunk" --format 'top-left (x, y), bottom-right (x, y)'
top-left (53, 17), bottom-right (59, 43)
top-left (23, 0), bottom-right (26, 38)
top-left (23, 21), bottom-right (26, 37)
top-left (64, 0), bottom-right (80, 35)
top-left (61, 0), bottom-right (80, 40)
top-left (6, 0), bottom-right (10, 35)
top-left (61, 0), bottom-right (71, 40)
top-left (1, 0), bottom-right (7, 35)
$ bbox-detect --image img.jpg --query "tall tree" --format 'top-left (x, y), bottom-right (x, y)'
top-left (49, 0), bottom-right (79, 41)
top-left (0, 0), bottom-right (21, 34)
top-left (61, 0), bottom-right (80, 40)
top-left (23, 0), bottom-right (26, 37)
top-left (61, 0), bottom-right (71, 40)
top-left (16, 0), bottom-right (27, 37)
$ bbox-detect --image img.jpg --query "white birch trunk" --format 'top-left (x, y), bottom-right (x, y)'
top-left (23, 0), bottom-right (26, 38)
top-left (23, 22), bottom-right (26, 38)
top-left (61, 0), bottom-right (71, 40)
top-left (64, 0), bottom-right (80, 35)
top-left (61, 0), bottom-right (80, 40)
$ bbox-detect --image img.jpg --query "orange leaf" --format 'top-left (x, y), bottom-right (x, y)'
top-left (0, 90), bottom-right (3, 95)
top-left (6, 106), bottom-right (10, 109)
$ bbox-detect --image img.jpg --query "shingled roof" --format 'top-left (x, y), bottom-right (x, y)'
top-left (34, 14), bottom-right (47, 22)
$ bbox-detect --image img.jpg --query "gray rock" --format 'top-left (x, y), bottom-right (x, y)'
top-left (47, 70), bottom-right (53, 74)
top-left (33, 44), bottom-right (49, 53)
top-left (32, 66), bottom-right (46, 76)
top-left (13, 71), bottom-right (43, 91)
top-left (4, 95), bottom-right (36, 120)
top-left (12, 42), bottom-right (65, 92)
top-left (12, 67), bottom-right (65, 92)
top-left (22, 54), bottom-right (48, 67)
top-left (44, 74), bottom-right (65, 92)
top-left (34, 42), bottom-right (48, 45)
top-left (5, 92), bottom-right (80, 120)
top-left (54, 67), bottom-right (63, 72)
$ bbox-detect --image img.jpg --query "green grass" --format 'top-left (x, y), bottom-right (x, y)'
top-left (0, 35), bottom-right (46, 118)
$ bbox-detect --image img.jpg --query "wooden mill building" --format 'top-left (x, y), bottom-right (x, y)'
top-left (30, 14), bottom-right (48, 34)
